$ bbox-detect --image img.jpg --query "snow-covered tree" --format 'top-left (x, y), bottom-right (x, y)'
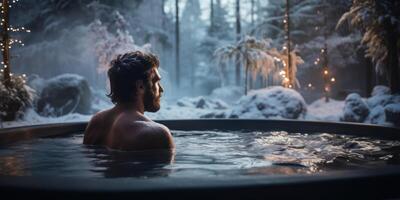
top-left (181, 0), bottom-right (203, 89)
top-left (252, 0), bottom-right (321, 46)
top-left (270, 47), bottom-right (304, 89)
top-left (215, 36), bottom-right (290, 95)
top-left (337, 0), bottom-right (400, 94)
top-left (1, 0), bottom-right (33, 121)
top-left (88, 12), bottom-right (151, 74)
top-left (208, 0), bottom-right (232, 40)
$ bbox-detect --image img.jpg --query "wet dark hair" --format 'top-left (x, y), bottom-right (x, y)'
top-left (107, 51), bottom-right (159, 104)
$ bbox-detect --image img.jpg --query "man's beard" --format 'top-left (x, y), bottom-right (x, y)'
top-left (143, 85), bottom-right (161, 112)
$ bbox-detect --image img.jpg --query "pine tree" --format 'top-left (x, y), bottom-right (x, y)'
top-left (337, 0), bottom-right (400, 94)
top-left (208, 0), bottom-right (231, 40)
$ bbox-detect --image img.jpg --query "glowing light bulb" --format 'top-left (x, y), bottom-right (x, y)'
top-left (324, 70), bottom-right (328, 75)
top-left (308, 83), bottom-right (312, 87)
top-left (331, 77), bottom-right (335, 82)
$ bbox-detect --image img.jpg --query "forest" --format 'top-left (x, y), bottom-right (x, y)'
top-left (0, 0), bottom-right (399, 127)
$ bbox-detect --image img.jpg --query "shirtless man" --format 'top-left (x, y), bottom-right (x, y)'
top-left (83, 51), bottom-right (174, 151)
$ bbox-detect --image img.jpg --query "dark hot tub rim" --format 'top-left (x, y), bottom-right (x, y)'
top-left (1, 119), bottom-right (400, 199)
top-left (0, 119), bottom-right (399, 145)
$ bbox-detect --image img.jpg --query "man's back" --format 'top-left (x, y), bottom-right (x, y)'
top-left (83, 107), bottom-right (174, 151)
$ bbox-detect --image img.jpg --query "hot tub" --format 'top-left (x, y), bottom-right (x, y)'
top-left (0, 119), bottom-right (400, 199)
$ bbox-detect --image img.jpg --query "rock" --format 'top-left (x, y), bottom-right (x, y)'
top-left (176, 96), bottom-right (228, 110)
top-left (36, 74), bottom-right (92, 117)
top-left (229, 86), bottom-right (307, 119)
top-left (341, 93), bottom-right (369, 122)
top-left (196, 98), bottom-right (206, 108)
top-left (384, 103), bottom-right (400, 126)
top-left (371, 85), bottom-right (390, 96)
top-left (200, 111), bottom-right (226, 119)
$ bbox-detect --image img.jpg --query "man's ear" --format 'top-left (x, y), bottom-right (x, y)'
top-left (136, 80), bottom-right (145, 94)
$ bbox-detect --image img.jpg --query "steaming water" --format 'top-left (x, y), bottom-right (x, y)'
top-left (0, 131), bottom-right (399, 178)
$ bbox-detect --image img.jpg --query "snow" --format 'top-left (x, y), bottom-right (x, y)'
top-left (306, 98), bottom-right (345, 121)
top-left (210, 86), bottom-right (242, 104)
top-left (371, 85), bottom-right (391, 96)
top-left (228, 86), bottom-right (307, 119)
top-left (2, 86), bottom-right (400, 129)
top-left (1, 108), bottom-right (91, 128)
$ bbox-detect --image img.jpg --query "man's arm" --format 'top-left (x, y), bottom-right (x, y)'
top-left (83, 112), bottom-right (104, 145)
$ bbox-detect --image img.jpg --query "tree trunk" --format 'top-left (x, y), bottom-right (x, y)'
top-left (245, 64), bottom-right (249, 95)
top-left (235, 0), bottom-right (241, 86)
top-left (387, 26), bottom-right (399, 94)
top-left (1, 0), bottom-right (11, 88)
top-left (250, 0), bottom-right (254, 26)
top-left (210, 0), bottom-right (214, 29)
top-left (175, 0), bottom-right (180, 88)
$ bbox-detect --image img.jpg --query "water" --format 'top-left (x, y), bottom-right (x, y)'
top-left (0, 130), bottom-right (399, 178)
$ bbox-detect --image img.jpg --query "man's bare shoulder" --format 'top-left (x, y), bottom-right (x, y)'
top-left (83, 109), bottom-right (112, 144)
top-left (117, 120), bottom-right (175, 150)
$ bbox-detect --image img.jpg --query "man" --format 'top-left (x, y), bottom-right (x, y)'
top-left (83, 51), bottom-right (175, 151)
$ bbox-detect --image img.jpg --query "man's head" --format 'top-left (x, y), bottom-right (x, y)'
top-left (107, 51), bottom-right (163, 112)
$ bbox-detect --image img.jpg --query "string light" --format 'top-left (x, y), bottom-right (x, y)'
top-left (315, 0), bottom-right (336, 102)
top-left (1, 0), bottom-right (30, 87)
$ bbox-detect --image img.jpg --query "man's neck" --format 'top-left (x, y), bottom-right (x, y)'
top-left (115, 101), bottom-right (144, 115)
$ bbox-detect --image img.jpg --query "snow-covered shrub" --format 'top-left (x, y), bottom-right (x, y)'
top-left (371, 85), bottom-right (391, 96)
top-left (210, 86), bottom-right (242, 104)
top-left (363, 86), bottom-right (400, 125)
top-left (36, 74), bottom-right (92, 117)
top-left (366, 105), bottom-right (386, 125)
top-left (367, 94), bottom-right (395, 109)
top-left (228, 86), bottom-right (307, 119)
top-left (384, 104), bottom-right (400, 126)
top-left (176, 96), bottom-right (228, 110)
top-left (0, 74), bottom-right (34, 121)
top-left (341, 93), bottom-right (370, 123)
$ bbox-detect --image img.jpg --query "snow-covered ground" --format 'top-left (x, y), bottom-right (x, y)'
top-left (306, 98), bottom-right (345, 121)
top-left (1, 86), bottom-right (399, 128)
